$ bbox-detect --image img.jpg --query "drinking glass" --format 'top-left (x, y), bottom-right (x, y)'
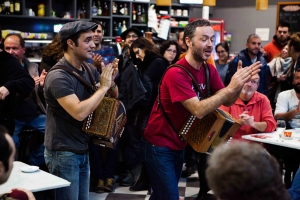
top-left (277, 120), bottom-right (286, 138)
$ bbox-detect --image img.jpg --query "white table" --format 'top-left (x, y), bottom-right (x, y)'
top-left (242, 130), bottom-right (300, 150)
top-left (0, 161), bottom-right (70, 193)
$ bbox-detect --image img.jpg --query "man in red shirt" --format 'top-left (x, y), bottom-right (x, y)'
top-left (219, 74), bottom-right (276, 140)
top-left (264, 22), bottom-right (290, 62)
top-left (141, 19), bottom-right (262, 200)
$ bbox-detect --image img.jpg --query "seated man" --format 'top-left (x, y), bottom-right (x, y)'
top-left (219, 74), bottom-right (276, 140)
top-left (206, 141), bottom-right (290, 200)
top-left (4, 33), bottom-right (47, 166)
top-left (274, 68), bottom-right (300, 188)
top-left (0, 125), bottom-right (35, 200)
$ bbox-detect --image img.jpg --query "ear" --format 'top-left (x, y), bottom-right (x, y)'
top-left (22, 47), bottom-right (26, 55)
top-left (246, 42), bottom-right (249, 49)
top-left (185, 37), bottom-right (192, 49)
top-left (67, 39), bottom-right (75, 49)
top-left (0, 161), bottom-right (4, 176)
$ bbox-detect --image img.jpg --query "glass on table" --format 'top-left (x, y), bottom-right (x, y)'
top-left (276, 120), bottom-right (286, 138)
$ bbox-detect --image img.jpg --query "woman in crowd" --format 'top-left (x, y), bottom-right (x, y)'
top-left (215, 41), bottom-right (230, 83)
top-left (39, 34), bottom-right (64, 71)
top-left (267, 44), bottom-right (292, 108)
top-left (160, 41), bottom-right (180, 64)
top-left (124, 37), bottom-right (169, 191)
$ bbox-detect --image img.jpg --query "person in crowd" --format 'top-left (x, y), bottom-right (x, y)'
top-left (160, 40), bottom-right (180, 64)
top-left (267, 44), bottom-right (292, 109)
top-left (125, 37), bottom-right (169, 192)
top-left (141, 19), bottom-right (261, 200)
top-left (88, 20), bottom-right (122, 194)
top-left (0, 31), bottom-right (34, 136)
top-left (40, 34), bottom-right (64, 71)
top-left (115, 27), bottom-right (143, 187)
top-left (280, 32), bottom-right (300, 92)
top-left (264, 22), bottom-right (290, 62)
top-left (4, 33), bottom-right (47, 166)
top-left (274, 67), bottom-right (300, 188)
top-left (86, 20), bottom-right (116, 68)
top-left (215, 41), bottom-right (230, 83)
top-left (43, 21), bottom-right (118, 200)
top-left (0, 126), bottom-right (36, 200)
top-left (225, 34), bottom-right (269, 96)
top-left (206, 141), bottom-right (290, 200)
top-left (177, 30), bottom-right (186, 53)
top-left (219, 74), bottom-right (276, 140)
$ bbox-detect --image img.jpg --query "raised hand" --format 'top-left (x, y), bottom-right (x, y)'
top-left (39, 69), bottom-right (47, 87)
top-left (99, 65), bottom-right (114, 90)
top-left (0, 86), bottom-right (9, 100)
top-left (92, 53), bottom-right (105, 70)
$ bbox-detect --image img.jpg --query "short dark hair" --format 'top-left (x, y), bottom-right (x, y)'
top-left (0, 126), bottom-right (12, 172)
top-left (160, 40), bottom-right (180, 64)
top-left (289, 32), bottom-right (300, 52)
top-left (183, 19), bottom-right (211, 48)
top-left (4, 33), bottom-right (25, 48)
top-left (277, 21), bottom-right (290, 31)
top-left (215, 41), bottom-right (230, 59)
top-left (206, 142), bottom-right (290, 200)
top-left (246, 34), bottom-right (261, 43)
top-left (89, 19), bottom-right (103, 30)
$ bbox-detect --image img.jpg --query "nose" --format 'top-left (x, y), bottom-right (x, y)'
top-left (207, 39), bottom-right (213, 47)
top-left (91, 41), bottom-right (96, 48)
top-left (8, 49), bottom-right (14, 54)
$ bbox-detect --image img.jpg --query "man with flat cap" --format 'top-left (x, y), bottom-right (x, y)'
top-left (43, 21), bottom-right (118, 200)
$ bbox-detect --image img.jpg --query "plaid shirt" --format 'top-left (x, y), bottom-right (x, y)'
top-left (86, 45), bottom-right (116, 66)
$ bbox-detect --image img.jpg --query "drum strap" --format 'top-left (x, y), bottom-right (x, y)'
top-left (157, 62), bottom-right (210, 138)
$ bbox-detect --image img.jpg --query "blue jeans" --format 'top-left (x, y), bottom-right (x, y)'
top-left (141, 138), bottom-right (184, 200)
top-left (44, 148), bottom-right (90, 200)
top-left (289, 166), bottom-right (300, 200)
top-left (13, 114), bottom-right (46, 166)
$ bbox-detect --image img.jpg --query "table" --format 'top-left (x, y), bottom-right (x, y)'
top-left (242, 130), bottom-right (300, 150)
top-left (0, 161), bottom-right (70, 193)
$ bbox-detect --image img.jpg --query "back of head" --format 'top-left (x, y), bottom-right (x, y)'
top-left (0, 126), bottom-right (12, 184)
top-left (130, 37), bottom-right (160, 56)
top-left (206, 142), bottom-right (289, 200)
top-left (289, 32), bottom-right (300, 52)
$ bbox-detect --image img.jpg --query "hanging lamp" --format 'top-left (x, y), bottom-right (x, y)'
top-left (203, 0), bottom-right (216, 6)
top-left (156, 0), bottom-right (171, 6)
top-left (256, 0), bottom-right (268, 10)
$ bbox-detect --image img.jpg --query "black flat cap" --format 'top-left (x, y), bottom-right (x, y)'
top-left (59, 21), bottom-right (98, 41)
top-left (120, 27), bottom-right (143, 40)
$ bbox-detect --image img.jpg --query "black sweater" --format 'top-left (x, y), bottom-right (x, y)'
top-left (0, 50), bottom-right (35, 119)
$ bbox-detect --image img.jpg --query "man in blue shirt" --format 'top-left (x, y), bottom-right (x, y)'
top-left (86, 20), bottom-right (116, 67)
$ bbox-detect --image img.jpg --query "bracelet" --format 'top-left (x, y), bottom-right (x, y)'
top-left (110, 83), bottom-right (116, 91)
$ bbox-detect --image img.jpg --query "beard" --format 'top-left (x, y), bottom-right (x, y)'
top-left (191, 41), bottom-right (211, 62)
top-left (293, 84), bottom-right (300, 94)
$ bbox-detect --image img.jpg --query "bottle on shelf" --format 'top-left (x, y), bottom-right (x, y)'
top-left (119, 3), bottom-right (123, 15)
top-left (117, 22), bottom-right (122, 36)
top-left (113, 21), bottom-right (118, 36)
top-left (141, 5), bottom-right (146, 24)
top-left (124, 3), bottom-right (128, 15)
top-left (102, 1), bottom-right (108, 16)
top-left (14, 0), bottom-right (20, 15)
top-left (112, 2), bottom-right (117, 15)
top-left (92, 1), bottom-right (97, 16)
top-left (38, 3), bottom-right (45, 17)
top-left (121, 20), bottom-right (127, 32)
top-left (132, 4), bottom-right (136, 23)
top-left (97, 1), bottom-right (102, 16)
top-left (3, 0), bottom-right (10, 14)
top-left (137, 5), bottom-right (142, 23)
top-left (79, 3), bottom-right (86, 19)
top-left (9, 0), bottom-right (13, 14)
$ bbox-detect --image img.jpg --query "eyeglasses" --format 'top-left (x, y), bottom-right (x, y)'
top-left (134, 48), bottom-right (140, 55)
top-left (216, 50), bottom-right (226, 54)
top-left (126, 34), bottom-right (138, 39)
top-left (166, 49), bottom-right (177, 54)
top-left (248, 80), bottom-right (259, 85)
top-left (278, 31), bottom-right (288, 34)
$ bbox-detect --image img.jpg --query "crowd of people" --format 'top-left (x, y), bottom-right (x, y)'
top-left (0, 18), bottom-right (300, 200)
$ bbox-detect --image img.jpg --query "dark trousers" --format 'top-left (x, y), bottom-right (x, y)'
top-left (197, 153), bottom-right (210, 196)
top-left (89, 140), bottom-right (119, 180)
top-left (0, 118), bottom-right (15, 136)
top-left (184, 144), bottom-right (198, 167)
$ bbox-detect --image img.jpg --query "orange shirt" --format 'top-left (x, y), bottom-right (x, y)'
top-left (179, 53), bottom-right (216, 67)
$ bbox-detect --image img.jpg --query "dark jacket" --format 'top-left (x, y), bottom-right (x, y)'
top-left (224, 49), bottom-right (270, 96)
top-left (0, 50), bottom-right (34, 119)
top-left (15, 57), bottom-right (46, 122)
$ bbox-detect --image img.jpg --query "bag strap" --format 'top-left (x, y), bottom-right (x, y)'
top-left (157, 62), bottom-right (210, 134)
top-left (49, 62), bottom-right (98, 92)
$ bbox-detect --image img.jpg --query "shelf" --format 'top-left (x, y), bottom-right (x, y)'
top-left (0, 14), bottom-right (89, 21)
top-left (112, 15), bottom-right (131, 18)
top-left (90, 16), bottom-right (111, 19)
top-left (170, 26), bottom-right (186, 29)
top-left (25, 40), bottom-right (52, 43)
top-left (131, 23), bottom-right (147, 27)
top-left (170, 15), bottom-right (190, 19)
